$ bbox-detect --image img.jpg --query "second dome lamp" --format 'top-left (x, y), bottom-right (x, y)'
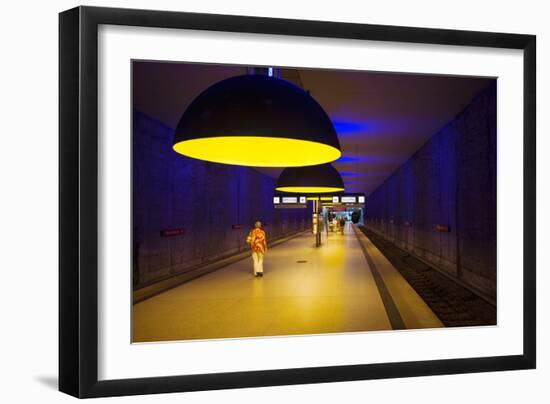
top-left (172, 75), bottom-right (341, 167)
top-left (275, 164), bottom-right (344, 194)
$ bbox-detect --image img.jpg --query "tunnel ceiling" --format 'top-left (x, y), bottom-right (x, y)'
top-left (133, 62), bottom-right (493, 196)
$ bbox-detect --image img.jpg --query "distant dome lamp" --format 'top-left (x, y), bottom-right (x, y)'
top-left (172, 75), bottom-right (341, 167)
top-left (275, 164), bottom-right (344, 194)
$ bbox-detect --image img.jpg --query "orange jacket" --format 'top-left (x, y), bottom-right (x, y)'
top-left (250, 228), bottom-right (267, 253)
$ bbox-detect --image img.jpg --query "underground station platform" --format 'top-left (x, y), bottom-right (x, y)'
top-left (133, 223), bottom-right (444, 342)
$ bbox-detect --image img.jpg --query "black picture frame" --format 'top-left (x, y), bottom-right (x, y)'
top-left (59, 5), bottom-right (536, 398)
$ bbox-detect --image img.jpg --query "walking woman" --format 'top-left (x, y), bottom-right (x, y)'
top-left (249, 221), bottom-right (267, 277)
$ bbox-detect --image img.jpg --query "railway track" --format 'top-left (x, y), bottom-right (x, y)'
top-left (358, 226), bottom-right (496, 328)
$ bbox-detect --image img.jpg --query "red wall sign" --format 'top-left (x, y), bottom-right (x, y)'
top-left (160, 228), bottom-right (185, 237)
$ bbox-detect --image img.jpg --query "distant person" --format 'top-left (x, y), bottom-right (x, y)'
top-left (248, 221), bottom-right (267, 277)
top-left (339, 217), bottom-right (345, 234)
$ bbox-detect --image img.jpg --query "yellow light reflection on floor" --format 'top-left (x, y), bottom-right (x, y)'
top-left (173, 136), bottom-right (341, 167)
top-left (133, 228), bottom-right (392, 342)
top-left (132, 227), bottom-right (444, 342)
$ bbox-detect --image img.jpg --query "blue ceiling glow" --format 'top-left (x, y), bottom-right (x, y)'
top-left (339, 171), bottom-right (360, 177)
top-left (332, 120), bottom-right (366, 134)
top-left (337, 155), bottom-right (401, 164)
top-left (332, 117), bottom-right (441, 138)
top-left (335, 155), bottom-right (361, 163)
top-left (331, 118), bottom-right (395, 137)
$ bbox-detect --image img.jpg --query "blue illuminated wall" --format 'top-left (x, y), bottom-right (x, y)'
top-left (364, 82), bottom-right (496, 299)
top-left (133, 110), bottom-right (311, 288)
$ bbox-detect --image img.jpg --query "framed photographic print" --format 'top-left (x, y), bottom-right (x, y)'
top-left (59, 6), bottom-right (536, 398)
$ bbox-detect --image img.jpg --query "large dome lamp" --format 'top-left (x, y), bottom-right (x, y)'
top-left (173, 75), bottom-right (341, 167)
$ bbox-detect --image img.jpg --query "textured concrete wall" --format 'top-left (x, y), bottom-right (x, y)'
top-left (133, 110), bottom-right (311, 288)
top-left (364, 83), bottom-right (496, 299)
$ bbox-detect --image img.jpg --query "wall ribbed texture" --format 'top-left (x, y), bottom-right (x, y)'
top-left (364, 83), bottom-right (496, 299)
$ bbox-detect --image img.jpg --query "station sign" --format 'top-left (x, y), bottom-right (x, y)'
top-left (273, 193), bottom-right (365, 208)
top-left (321, 193), bottom-right (366, 207)
top-left (273, 194), bottom-right (307, 209)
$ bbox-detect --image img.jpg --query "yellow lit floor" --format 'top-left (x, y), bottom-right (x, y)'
top-left (133, 224), bottom-right (442, 342)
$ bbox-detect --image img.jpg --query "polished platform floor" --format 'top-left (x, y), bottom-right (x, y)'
top-left (133, 224), bottom-right (443, 342)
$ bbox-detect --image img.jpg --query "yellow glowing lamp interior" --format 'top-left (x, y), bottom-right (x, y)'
top-left (173, 136), bottom-right (341, 167)
top-left (275, 186), bottom-right (344, 194)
